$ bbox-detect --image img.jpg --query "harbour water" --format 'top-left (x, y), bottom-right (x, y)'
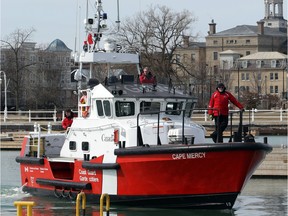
top-left (1, 136), bottom-right (287, 216)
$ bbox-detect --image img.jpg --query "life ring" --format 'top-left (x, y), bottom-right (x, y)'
top-left (82, 106), bottom-right (90, 118)
top-left (80, 94), bottom-right (90, 118)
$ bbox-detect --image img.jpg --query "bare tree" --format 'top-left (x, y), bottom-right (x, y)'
top-left (116, 5), bottom-right (197, 82)
top-left (0, 28), bottom-right (36, 110)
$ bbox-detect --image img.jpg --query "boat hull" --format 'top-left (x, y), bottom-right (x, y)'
top-left (17, 142), bottom-right (272, 209)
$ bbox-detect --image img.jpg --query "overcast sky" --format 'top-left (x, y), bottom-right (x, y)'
top-left (1, 0), bottom-right (287, 51)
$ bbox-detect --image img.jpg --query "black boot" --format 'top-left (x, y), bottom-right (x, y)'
top-left (210, 131), bottom-right (217, 143)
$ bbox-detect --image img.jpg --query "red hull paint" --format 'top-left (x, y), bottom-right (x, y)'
top-left (17, 137), bottom-right (271, 208)
top-left (116, 150), bottom-right (265, 195)
top-left (19, 150), bottom-right (265, 196)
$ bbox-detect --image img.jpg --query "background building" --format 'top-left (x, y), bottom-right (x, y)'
top-left (0, 39), bottom-right (76, 110)
top-left (174, 0), bottom-right (287, 108)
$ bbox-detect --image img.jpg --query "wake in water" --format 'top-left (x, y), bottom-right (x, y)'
top-left (1, 183), bottom-right (31, 203)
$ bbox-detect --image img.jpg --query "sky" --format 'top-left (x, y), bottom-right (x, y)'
top-left (1, 0), bottom-right (287, 52)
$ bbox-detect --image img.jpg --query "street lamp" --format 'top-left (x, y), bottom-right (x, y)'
top-left (237, 66), bottom-right (240, 101)
top-left (283, 66), bottom-right (287, 99)
top-left (0, 71), bottom-right (7, 122)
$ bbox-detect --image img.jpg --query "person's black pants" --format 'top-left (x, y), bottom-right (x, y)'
top-left (211, 115), bottom-right (228, 143)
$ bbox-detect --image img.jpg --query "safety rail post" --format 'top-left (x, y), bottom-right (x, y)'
top-left (280, 108), bottom-right (283, 121)
top-left (28, 110), bottom-right (32, 122)
top-left (34, 122), bottom-right (37, 132)
top-left (76, 192), bottom-right (86, 216)
top-left (53, 109), bottom-right (57, 122)
top-left (204, 110), bottom-right (208, 121)
top-left (47, 122), bottom-right (52, 134)
top-left (100, 193), bottom-right (110, 216)
top-left (14, 201), bottom-right (35, 216)
top-left (37, 124), bottom-right (41, 158)
top-left (251, 108), bottom-right (255, 122)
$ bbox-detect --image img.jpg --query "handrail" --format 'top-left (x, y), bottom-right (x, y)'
top-left (136, 108), bottom-right (205, 145)
top-left (76, 191), bottom-right (86, 216)
top-left (100, 193), bottom-right (110, 216)
top-left (136, 107), bottom-right (246, 145)
top-left (0, 109), bottom-right (286, 123)
top-left (14, 201), bottom-right (35, 216)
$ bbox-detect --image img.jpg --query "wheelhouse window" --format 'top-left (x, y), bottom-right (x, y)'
top-left (96, 100), bottom-right (104, 116)
top-left (165, 102), bottom-right (183, 115)
top-left (115, 101), bottom-right (135, 117)
top-left (184, 102), bottom-right (195, 117)
top-left (140, 101), bottom-right (160, 113)
top-left (96, 100), bottom-right (111, 117)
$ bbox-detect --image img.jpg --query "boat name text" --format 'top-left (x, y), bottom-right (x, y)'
top-left (172, 152), bottom-right (206, 160)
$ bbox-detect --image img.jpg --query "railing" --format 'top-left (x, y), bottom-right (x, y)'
top-left (0, 110), bottom-right (76, 123)
top-left (0, 109), bottom-right (287, 124)
top-left (193, 108), bottom-right (288, 124)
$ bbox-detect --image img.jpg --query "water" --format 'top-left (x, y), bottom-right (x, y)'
top-left (1, 137), bottom-right (287, 216)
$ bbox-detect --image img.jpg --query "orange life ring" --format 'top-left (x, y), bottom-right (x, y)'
top-left (82, 106), bottom-right (90, 117)
top-left (80, 95), bottom-right (90, 117)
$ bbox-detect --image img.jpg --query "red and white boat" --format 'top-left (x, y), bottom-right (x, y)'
top-left (16, 0), bottom-right (272, 209)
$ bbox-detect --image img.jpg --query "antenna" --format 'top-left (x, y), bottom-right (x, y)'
top-left (116, 0), bottom-right (121, 32)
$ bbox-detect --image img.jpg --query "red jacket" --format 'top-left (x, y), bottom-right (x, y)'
top-left (139, 73), bottom-right (156, 84)
top-left (62, 118), bottom-right (73, 129)
top-left (208, 90), bottom-right (243, 116)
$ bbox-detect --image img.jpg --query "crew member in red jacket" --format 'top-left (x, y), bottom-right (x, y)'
top-left (208, 83), bottom-right (244, 143)
top-left (139, 67), bottom-right (156, 84)
top-left (62, 109), bottom-right (74, 130)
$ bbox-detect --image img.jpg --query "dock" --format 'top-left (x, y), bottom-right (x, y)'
top-left (253, 147), bottom-right (287, 177)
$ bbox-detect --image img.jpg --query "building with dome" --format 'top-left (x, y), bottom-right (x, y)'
top-left (0, 38), bottom-right (76, 110)
top-left (174, 0), bottom-right (287, 108)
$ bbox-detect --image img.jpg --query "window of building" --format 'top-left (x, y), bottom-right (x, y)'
top-left (256, 60), bottom-right (262, 68)
top-left (213, 40), bottom-right (218, 45)
top-left (270, 73), bottom-right (274, 80)
top-left (191, 53), bottom-right (195, 62)
top-left (241, 73), bottom-right (245, 81)
top-left (275, 73), bottom-right (278, 80)
top-left (240, 86), bottom-right (245, 91)
top-left (246, 73), bottom-right (249, 80)
top-left (213, 52), bottom-right (218, 60)
top-left (257, 73), bottom-right (261, 80)
top-left (275, 86), bottom-right (278, 93)
top-left (246, 40), bottom-right (251, 44)
top-left (234, 86), bottom-right (238, 94)
top-left (246, 51), bottom-right (251, 55)
top-left (270, 86), bottom-right (274, 93)
top-left (30, 55), bottom-right (36, 62)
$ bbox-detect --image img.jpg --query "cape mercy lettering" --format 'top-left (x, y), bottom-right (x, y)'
top-left (172, 152), bottom-right (206, 160)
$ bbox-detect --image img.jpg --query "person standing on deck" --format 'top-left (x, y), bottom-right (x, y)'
top-left (208, 83), bottom-right (244, 143)
top-left (62, 109), bottom-right (74, 130)
top-left (139, 67), bottom-right (156, 84)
